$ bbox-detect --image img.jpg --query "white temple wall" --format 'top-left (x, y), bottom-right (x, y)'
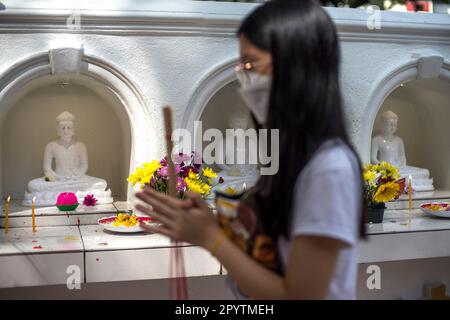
top-left (0, 2), bottom-right (449, 202)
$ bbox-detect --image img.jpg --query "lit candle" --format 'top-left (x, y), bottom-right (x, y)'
top-left (32, 196), bottom-right (36, 233)
top-left (408, 176), bottom-right (412, 208)
top-left (5, 196), bottom-right (10, 234)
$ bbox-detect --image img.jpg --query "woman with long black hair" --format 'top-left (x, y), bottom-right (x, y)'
top-left (136, 0), bottom-right (366, 299)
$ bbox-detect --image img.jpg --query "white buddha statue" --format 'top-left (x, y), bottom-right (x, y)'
top-left (23, 111), bottom-right (113, 206)
top-left (371, 110), bottom-right (434, 192)
top-left (215, 109), bottom-right (259, 189)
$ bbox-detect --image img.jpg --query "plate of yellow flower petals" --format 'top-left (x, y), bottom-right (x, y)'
top-left (98, 213), bottom-right (154, 233)
top-left (420, 203), bottom-right (450, 218)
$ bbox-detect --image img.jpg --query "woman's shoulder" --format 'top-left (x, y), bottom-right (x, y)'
top-left (306, 139), bottom-right (358, 175)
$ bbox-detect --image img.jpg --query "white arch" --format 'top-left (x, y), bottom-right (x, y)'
top-left (360, 57), bottom-right (450, 163)
top-left (181, 57), bottom-right (239, 135)
top-left (0, 50), bottom-right (155, 201)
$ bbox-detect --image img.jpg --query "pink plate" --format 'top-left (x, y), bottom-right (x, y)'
top-left (98, 215), bottom-right (154, 233)
top-left (420, 203), bottom-right (450, 218)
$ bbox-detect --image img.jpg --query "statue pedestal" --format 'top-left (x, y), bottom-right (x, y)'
top-left (398, 166), bottom-right (434, 192)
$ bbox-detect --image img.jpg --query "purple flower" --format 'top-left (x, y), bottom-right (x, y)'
top-left (176, 177), bottom-right (187, 192)
top-left (158, 165), bottom-right (181, 177)
top-left (83, 194), bottom-right (97, 207)
top-left (192, 164), bottom-right (201, 174)
top-left (173, 152), bottom-right (191, 164)
top-left (180, 166), bottom-right (191, 177)
top-left (159, 156), bottom-right (168, 166)
top-left (192, 151), bottom-right (203, 165)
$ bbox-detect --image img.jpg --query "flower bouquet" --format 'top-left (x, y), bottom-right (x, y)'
top-left (363, 161), bottom-right (404, 223)
top-left (127, 152), bottom-right (223, 198)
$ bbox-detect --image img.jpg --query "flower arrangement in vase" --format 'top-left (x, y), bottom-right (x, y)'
top-left (127, 152), bottom-right (223, 199)
top-left (363, 161), bottom-right (404, 223)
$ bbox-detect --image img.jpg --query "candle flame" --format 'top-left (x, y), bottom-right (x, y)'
top-left (32, 196), bottom-right (36, 203)
top-left (243, 182), bottom-right (247, 191)
top-left (7, 196), bottom-right (10, 203)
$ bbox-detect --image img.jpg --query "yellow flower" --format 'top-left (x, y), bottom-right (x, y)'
top-left (127, 160), bottom-right (161, 187)
top-left (374, 182), bottom-right (400, 203)
top-left (127, 173), bottom-right (140, 186)
top-left (188, 169), bottom-right (200, 181)
top-left (364, 163), bottom-right (378, 172)
top-left (379, 161), bottom-right (400, 179)
top-left (112, 213), bottom-right (139, 227)
top-left (201, 183), bottom-right (211, 195)
top-left (184, 178), bottom-right (204, 194)
top-left (142, 160), bottom-right (162, 176)
top-left (140, 172), bottom-right (152, 185)
top-left (202, 167), bottom-right (218, 179)
top-left (363, 170), bottom-right (377, 185)
top-left (378, 169), bottom-right (388, 178)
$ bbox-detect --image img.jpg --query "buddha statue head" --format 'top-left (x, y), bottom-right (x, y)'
top-left (56, 111), bottom-right (76, 143)
top-left (228, 109), bottom-right (249, 130)
top-left (381, 110), bottom-right (399, 137)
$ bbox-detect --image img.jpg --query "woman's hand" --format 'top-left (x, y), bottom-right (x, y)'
top-left (135, 188), bottom-right (221, 249)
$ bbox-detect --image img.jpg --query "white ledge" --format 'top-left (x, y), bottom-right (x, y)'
top-left (0, 1), bottom-right (448, 43)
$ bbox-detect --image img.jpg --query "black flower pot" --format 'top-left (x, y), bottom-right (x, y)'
top-left (366, 207), bottom-right (385, 224)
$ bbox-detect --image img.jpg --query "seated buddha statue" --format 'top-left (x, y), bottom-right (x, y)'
top-left (22, 111), bottom-right (113, 206)
top-left (215, 109), bottom-right (260, 190)
top-left (371, 110), bottom-right (434, 192)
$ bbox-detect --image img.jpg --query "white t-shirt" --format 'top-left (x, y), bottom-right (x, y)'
top-left (277, 138), bottom-right (361, 300)
top-left (227, 138), bottom-right (361, 300)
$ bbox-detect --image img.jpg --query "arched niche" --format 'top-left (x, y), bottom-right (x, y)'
top-left (1, 75), bottom-right (131, 200)
top-left (182, 58), bottom-right (239, 135)
top-left (360, 56), bottom-right (450, 163)
top-left (373, 78), bottom-right (450, 190)
top-left (199, 80), bottom-right (254, 172)
top-left (0, 49), bottom-right (155, 202)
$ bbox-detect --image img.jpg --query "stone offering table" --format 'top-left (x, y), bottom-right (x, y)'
top-left (0, 202), bottom-right (221, 290)
top-left (1, 201), bottom-right (449, 300)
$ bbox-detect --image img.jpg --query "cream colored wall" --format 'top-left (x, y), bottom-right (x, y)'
top-left (373, 79), bottom-right (450, 190)
top-left (1, 81), bottom-right (131, 200)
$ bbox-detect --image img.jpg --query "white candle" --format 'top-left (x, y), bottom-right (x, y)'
top-left (5, 196), bottom-right (10, 234)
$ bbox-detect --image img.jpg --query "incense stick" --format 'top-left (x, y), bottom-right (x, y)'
top-left (163, 106), bottom-right (177, 197)
top-left (162, 105), bottom-right (188, 300)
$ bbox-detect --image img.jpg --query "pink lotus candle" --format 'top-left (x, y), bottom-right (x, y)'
top-left (56, 192), bottom-right (79, 211)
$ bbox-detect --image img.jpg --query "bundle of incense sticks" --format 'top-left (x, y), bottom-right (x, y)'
top-left (163, 106), bottom-right (188, 300)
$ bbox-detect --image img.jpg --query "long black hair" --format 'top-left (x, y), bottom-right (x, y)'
top-left (238, 0), bottom-right (366, 239)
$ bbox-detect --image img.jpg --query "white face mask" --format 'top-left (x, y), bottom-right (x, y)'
top-left (236, 70), bottom-right (272, 125)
